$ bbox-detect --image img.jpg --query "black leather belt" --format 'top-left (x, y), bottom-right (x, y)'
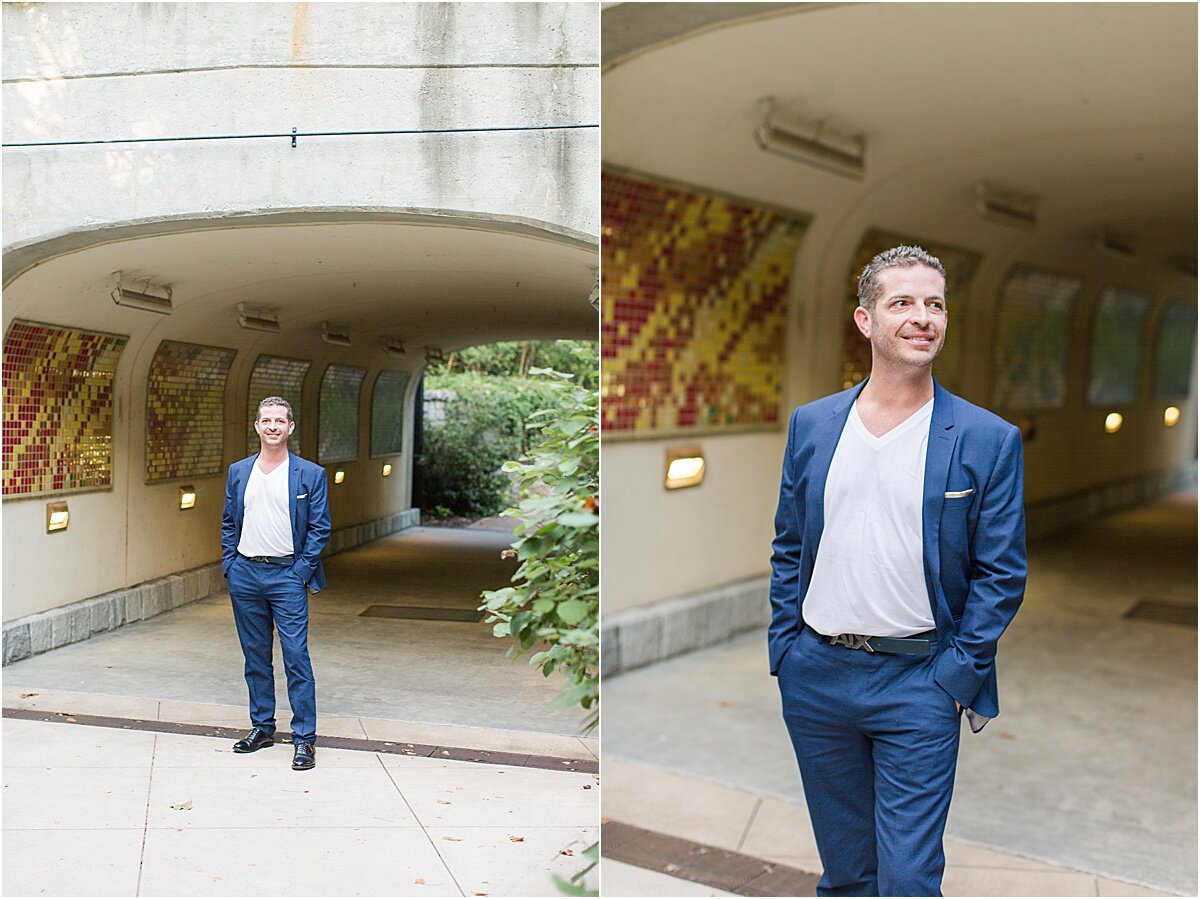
top-left (242, 553), bottom-right (294, 565)
top-left (826, 630), bottom-right (936, 656)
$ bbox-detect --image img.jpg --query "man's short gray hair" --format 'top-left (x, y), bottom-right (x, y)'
top-left (256, 396), bottom-right (294, 422)
top-left (857, 245), bottom-right (947, 311)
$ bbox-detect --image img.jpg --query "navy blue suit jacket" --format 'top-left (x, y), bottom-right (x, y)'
top-left (768, 380), bottom-right (1026, 722)
top-left (221, 453), bottom-right (331, 592)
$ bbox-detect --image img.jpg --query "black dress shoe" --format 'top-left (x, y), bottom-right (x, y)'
top-left (232, 727), bottom-right (274, 753)
top-left (292, 742), bottom-right (316, 770)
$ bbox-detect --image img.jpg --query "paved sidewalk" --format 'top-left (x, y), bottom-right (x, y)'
top-left (3, 695), bottom-right (598, 897)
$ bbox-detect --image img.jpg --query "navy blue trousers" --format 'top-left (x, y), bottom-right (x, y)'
top-left (779, 625), bottom-right (961, 897)
top-left (227, 556), bottom-right (317, 744)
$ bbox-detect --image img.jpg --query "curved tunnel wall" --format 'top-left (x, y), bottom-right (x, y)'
top-left (1, 3), bottom-right (599, 630)
top-left (599, 3), bottom-right (1197, 621)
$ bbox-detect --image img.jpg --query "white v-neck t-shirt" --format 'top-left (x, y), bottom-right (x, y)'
top-left (802, 397), bottom-right (936, 638)
top-left (237, 458), bottom-right (294, 558)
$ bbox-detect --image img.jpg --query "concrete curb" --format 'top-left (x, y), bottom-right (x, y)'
top-left (2, 506), bottom-right (421, 666)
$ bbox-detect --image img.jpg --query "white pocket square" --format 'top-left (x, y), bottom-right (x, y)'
top-left (296, 493), bottom-right (308, 499)
top-left (944, 488), bottom-right (974, 498)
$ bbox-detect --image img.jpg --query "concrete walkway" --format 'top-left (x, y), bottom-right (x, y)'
top-left (601, 491), bottom-right (1197, 897)
top-left (3, 526), bottom-right (598, 897)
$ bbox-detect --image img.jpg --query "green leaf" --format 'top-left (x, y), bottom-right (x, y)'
top-left (557, 512), bottom-right (599, 527)
top-left (556, 599), bottom-right (589, 625)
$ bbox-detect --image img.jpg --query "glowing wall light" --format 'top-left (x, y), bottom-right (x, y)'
top-left (1104, 412), bottom-right (1123, 434)
top-left (665, 447), bottom-right (706, 490)
top-left (382, 463), bottom-right (392, 477)
top-left (179, 486), bottom-right (196, 510)
top-left (334, 470), bottom-right (345, 484)
top-left (46, 501), bottom-right (69, 533)
top-left (1164, 406), bottom-right (1181, 427)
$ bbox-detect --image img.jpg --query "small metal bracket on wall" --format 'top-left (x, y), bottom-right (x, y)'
top-left (291, 127), bottom-right (297, 148)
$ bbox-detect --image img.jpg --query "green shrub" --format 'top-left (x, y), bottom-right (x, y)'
top-left (418, 373), bottom-right (565, 518)
top-left (480, 369), bottom-right (599, 733)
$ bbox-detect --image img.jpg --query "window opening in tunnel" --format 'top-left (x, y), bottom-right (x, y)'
top-left (414, 339), bottom-right (598, 527)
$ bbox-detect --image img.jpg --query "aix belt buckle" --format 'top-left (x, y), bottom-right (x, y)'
top-left (830, 633), bottom-right (875, 652)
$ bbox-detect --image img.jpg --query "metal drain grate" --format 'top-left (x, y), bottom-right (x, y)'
top-left (1124, 599), bottom-right (1197, 627)
top-left (602, 820), bottom-right (819, 897)
top-left (360, 605), bottom-right (484, 622)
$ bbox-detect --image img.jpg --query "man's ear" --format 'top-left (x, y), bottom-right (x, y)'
top-left (853, 305), bottom-right (871, 339)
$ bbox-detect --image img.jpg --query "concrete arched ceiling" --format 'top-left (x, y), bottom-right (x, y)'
top-left (602, 2), bottom-right (1197, 275)
top-left (3, 217), bottom-right (598, 354)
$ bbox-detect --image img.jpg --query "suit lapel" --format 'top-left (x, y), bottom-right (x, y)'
top-left (288, 456), bottom-right (301, 545)
top-left (922, 381), bottom-right (957, 614)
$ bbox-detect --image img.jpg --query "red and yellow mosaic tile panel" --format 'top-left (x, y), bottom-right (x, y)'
top-left (246, 355), bottom-right (310, 456)
top-left (842, 231), bottom-right (982, 393)
top-left (145, 340), bottom-right (237, 482)
top-left (601, 169), bottom-right (808, 437)
top-left (2, 320), bottom-right (128, 497)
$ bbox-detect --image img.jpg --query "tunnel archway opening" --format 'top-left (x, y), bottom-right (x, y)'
top-left (414, 338), bottom-right (599, 526)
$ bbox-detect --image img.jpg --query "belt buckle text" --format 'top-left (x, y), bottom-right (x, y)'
top-left (830, 633), bottom-right (874, 652)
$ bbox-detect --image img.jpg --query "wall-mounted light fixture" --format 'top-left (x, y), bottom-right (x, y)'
top-left (1104, 412), bottom-right (1124, 434)
top-left (46, 501), bottom-right (69, 533)
top-left (665, 446), bottom-right (706, 490)
top-left (382, 463), bottom-right (393, 477)
top-left (334, 470), bottom-right (345, 484)
top-left (321, 323), bottom-right (351, 347)
top-left (974, 182), bottom-right (1039, 230)
top-left (754, 99), bottom-right (866, 180)
top-left (1164, 406), bottom-right (1181, 427)
top-left (179, 486), bottom-right (196, 510)
top-left (112, 274), bottom-right (173, 314)
top-left (237, 303), bottom-right (280, 333)
top-left (382, 338), bottom-right (406, 357)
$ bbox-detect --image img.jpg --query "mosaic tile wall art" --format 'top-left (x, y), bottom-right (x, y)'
top-left (600, 168), bottom-right (808, 437)
top-left (992, 267), bottom-right (1083, 409)
top-left (318, 364), bottom-right (366, 463)
top-left (246, 355), bottom-right (310, 456)
top-left (371, 370), bottom-right (410, 457)
top-left (145, 341), bottom-right (236, 482)
top-left (842, 232), bottom-right (981, 393)
top-left (1153, 301), bottom-right (1197, 400)
top-left (1087, 287), bottom-right (1151, 407)
top-left (3, 320), bottom-right (128, 498)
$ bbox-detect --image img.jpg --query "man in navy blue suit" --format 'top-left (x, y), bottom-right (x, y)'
top-left (769, 246), bottom-right (1027, 895)
top-left (222, 396), bottom-right (331, 771)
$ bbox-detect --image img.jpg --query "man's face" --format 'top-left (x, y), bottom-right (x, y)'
top-left (254, 404), bottom-right (295, 448)
top-left (853, 264), bottom-right (947, 371)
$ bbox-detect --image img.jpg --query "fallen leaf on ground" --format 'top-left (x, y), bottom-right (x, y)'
top-left (20, 691), bottom-right (38, 698)
top-left (441, 837), bottom-right (462, 842)
top-left (441, 751), bottom-right (450, 756)
top-left (437, 800), bottom-right (451, 805)
top-left (473, 893), bottom-right (488, 896)
top-left (600, 817), bottom-right (611, 825)
top-left (582, 785), bottom-right (592, 789)
top-left (509, 835), bottom-right (524, 842)
top-left (170, 800), bottom-right (193, 811)
top-left (665, 863), bottom-right (681, 874)
top-left (716, 700), bottom-right (735, 708)
top-left (998, 732), bottom-right (1016, 740)
top-left (414, 878), bottom-right (425, 885)
top-left (559, 849), bottom-right (574, 856)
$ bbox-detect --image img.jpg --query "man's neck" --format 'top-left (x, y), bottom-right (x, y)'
top-left (858, 366), bottom-right (935, 411)
top-left (257, 446), bottom-right (289, 470)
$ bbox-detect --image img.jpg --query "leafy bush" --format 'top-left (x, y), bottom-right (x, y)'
top-left (418, 373), bottom-right (565, 518)
top-left (480, 369), bottom-right (599, 733)
top-left (431, 340), bottom-right (599, 389)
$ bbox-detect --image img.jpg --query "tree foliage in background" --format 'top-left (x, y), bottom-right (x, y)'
top-left (418, 374), bottom-right (564, 518)
top-left (419, 340), bottom-right (598, 519)
top-left (480, 369), bottom-right (599, 733)
top-left (431, 339), bottom-right (598, 389)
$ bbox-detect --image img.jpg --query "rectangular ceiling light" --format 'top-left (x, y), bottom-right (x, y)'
top-left (754, 101), bottom-right (865, 180)
top-left (975, 182), bottom-right (1038, 230)
top-left (665, 447), bottom-right (706, 490)
top-left (321, 323), bottom-right (351, 346)
top-left (179, 486), bottom-right (196, 510)
top-left (382, 338), bottom-right (406, 357)
top-left (46, 501), bottom-right (69, 533)
top-left (111, 285), bottom-right (172, 314)
top-left (237, 303), bottom-right (280, 332)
